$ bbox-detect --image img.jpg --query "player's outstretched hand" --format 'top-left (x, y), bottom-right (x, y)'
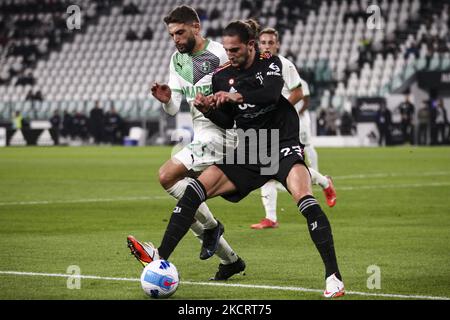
top-left (193, 93), bottom-right (212, 113)
top-left (214, 91), bottom-right (243, 107)
top-left (151, 82), bottom-right (171, 103)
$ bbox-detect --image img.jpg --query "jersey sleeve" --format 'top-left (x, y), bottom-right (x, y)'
top-left (203, 106), bottom-right (235, 129)
top-left (282, 58), bottom-right (302, 91)
top-left (161, 53), bottom-right (183, 115)
top-left (168, 54), bottom-right (182, 93)
top-left (162, 91), bottom-right (182, 116)
top-left (300, 78), bottom-right (310, 96)
top-left (206, 73), bottom-right (235, 129)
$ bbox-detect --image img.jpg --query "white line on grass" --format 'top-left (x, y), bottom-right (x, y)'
top-left (338, 181), bottom-right (450, 191)
top-left (332, 171), bottom-right (450, 180)
top-left (0, 196), bottom-right (168, 206)
top-left (1, 180), bottom-right (450, 207)
top-left (0, 270), bottom-right (448, 300)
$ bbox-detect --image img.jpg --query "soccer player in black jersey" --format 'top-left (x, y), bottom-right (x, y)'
top-left (145, 20), bottom-right (345, 298)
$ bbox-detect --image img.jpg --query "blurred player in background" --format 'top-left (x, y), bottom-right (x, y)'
top-left (127, 5), bottom-right (245, 281)
top-left (251, 27), bottom-right (337, 230)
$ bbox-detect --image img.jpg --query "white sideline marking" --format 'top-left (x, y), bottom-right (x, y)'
top-left (0, 270), bottom-right (449, 300)
top-left (338, 181), bottom-right (450, 191)
top-left (1, 181), bottom-right (449, 207)
top-left (0, 196), bottom-right (168, 206)
top-left (332, 171), bottom-right (450, 180)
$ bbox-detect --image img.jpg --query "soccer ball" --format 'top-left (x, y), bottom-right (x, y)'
top-left (140, 259), bottom-right (179, 299)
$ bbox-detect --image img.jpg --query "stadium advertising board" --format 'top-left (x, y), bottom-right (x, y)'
top-left (354, 97), bottom-right (387, 122)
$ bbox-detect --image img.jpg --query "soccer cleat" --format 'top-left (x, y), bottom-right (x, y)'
top-left (200, 220), bottom-right (225, 260)
top-left (127, 235), bottom-right (159, 267)
top-left (210, 257), bottom-right (246, 281)
top-left (250, 218), bottom-right (279, 229)
top-left (323, 176), bottom-right (337, 207)
top-left (323, 273), bottom-right (345, 298)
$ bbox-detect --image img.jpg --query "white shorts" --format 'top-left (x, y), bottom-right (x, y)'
top-left (172, 138), bottom-right (235, 172)
top-left (299, 111), bottom-right (312, 146)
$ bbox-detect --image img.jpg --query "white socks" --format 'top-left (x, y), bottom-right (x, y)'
top-left (310, 167), bottom-right (329, 189)
top-left (166, 178), bottom-right (216, 229)
top-left (166, 178), bottom-right (237, 264)
top-left (304, 145), bottom-right (319, 171)
top-left (165, 177), bottom-right (190, 199)
top-left (304, 145), bottom-right (330, 190)
top-left (261, 180), bottom-right (278, 222)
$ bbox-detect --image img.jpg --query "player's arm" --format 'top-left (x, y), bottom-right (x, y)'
top-left (203, 106), bottom-right (235, 129)
top-left (283, 58), bottom-right (303, 107)
top-left (299, 94), bottom-right (310, 114)
top-left (298, 79), bottom-right (311, 115)
top-left (194, 93), bottom-right (235, 129)
top-left (151, 56), bottom-right (183, 116)
top-left (151, 82), bottom-right (182, 116)
top-left (194, 74), bottom-right (235, 129)
top-left (288, 86), bottom-right (303, 107)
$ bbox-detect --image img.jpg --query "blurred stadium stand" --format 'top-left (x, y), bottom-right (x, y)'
top-left (0, 0), bottom-right (449, 145)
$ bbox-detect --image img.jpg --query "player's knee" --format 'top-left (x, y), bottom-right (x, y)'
top-left (287, 165), bottom-right (313, 202)
top-left (158, 167), bottom-right (175, 189)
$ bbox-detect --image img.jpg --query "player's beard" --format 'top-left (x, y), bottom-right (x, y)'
top-left (176, 35), bottom-right (196, 54)
top-left (235, 48), bottom-right (252, 69)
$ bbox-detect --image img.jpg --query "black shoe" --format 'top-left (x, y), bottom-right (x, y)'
top-left (200, 220), bottom-right (224, 260)
top-left (210, 257), bottom-right (246, 281)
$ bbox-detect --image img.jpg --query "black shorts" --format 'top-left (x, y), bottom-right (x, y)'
top-left (214, 144), bottom-right (307, 203)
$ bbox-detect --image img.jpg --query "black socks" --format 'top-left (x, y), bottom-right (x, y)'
top-left (298, 195), bottom-right (342, 280)
top-left (158, 179), bottom-right (207, 259)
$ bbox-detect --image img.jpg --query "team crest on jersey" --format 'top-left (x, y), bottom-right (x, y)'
top-left (201, 61), bottom-right (211, 73)
top-left (255, 72), bottom-right (263, 84)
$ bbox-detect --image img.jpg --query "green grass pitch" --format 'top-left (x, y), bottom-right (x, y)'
top-left (0, 146), bottom-right (449, 300)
